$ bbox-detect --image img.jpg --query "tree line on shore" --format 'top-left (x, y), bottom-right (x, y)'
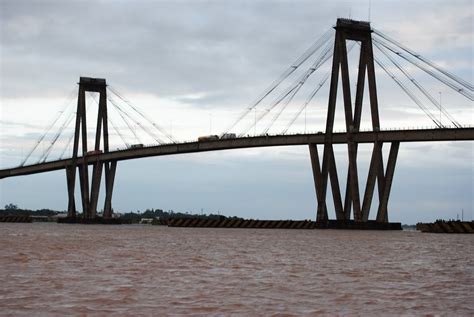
top-left (1, 203), bottom-right (243, 223)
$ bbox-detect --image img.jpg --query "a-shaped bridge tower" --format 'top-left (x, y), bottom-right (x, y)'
top-left (309, 19), bottom-right (397, 223)
top-left (67, 77), bottom-right (117, 220)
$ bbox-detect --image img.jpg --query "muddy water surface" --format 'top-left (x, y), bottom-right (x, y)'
top-left (0, 223), bottom-right (473, 316)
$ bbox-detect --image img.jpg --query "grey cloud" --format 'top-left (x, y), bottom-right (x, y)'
top-left (2, 0), bottom-right (470, 107)
top-left (0, 119), bottom-right (45, 129)
top-left (1, 1), bottom-right (338, 103)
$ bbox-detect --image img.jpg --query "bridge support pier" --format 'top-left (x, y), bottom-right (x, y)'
top-left (66, 160), bottom-right (118, 219)
top-left (376, 141), bottom-right (399, 222)
top-left (103, 161), bottom-right (117, 218)
top-left (66, 166), bottom-right (76, 218)
top-left (309, 141), bottom-right (400, 223)
top-left (309, 144), bottom-right (327, 221)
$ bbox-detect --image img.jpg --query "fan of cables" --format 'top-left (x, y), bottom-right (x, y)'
top-left (19, 86), bottom-right (176, 167)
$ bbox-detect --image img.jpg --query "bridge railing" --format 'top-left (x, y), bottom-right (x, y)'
top-left (110, 124), bottom-right (474, 152)
top-left (8, 124), bottom-right (473, 168)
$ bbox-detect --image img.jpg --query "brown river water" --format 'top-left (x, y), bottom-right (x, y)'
top-left (0, 223), bottom-right (473, 316)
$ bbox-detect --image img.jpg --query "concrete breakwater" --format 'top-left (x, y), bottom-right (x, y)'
top-left (166, 218), bottom-right (402, 230)
top-left (0, 214), bottom-right (402, 230)
top-left (0, 215), bottom-right (33, 223)
top-left (416, 220), bottom-right (474, 233)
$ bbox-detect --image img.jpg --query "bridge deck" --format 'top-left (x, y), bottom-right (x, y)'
top-left (1, 128), bottom-right (473, 179)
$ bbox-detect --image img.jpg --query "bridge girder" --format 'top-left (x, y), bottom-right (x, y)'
top-left (0, 128), bottom-right (472, 180)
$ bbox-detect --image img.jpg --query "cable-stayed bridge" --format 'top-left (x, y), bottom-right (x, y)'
top-left (1, 19), bottom-right (473, 224)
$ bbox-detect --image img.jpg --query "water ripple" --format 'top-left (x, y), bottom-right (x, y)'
top-left (0, 223), bottom-right (473, 315)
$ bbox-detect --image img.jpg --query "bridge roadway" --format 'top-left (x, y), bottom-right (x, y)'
top-left (1, 127), bottom-right (473, 179)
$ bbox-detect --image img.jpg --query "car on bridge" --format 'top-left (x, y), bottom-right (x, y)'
top-left (129, 144), bottom-right (144, 149)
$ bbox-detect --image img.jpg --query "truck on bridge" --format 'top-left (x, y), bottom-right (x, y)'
top-left (198, 133), bottom-right (236, 142)
top-left (86, 150), bottom-right (103, 156)
top-left (198, 135), bottom-right (219, 142)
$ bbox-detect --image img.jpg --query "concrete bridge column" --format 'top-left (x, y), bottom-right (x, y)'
top-left (67, 77), bottom-right (114, 220)
top-left (66, 166), bottom-right (76, 218)
top-left (376, 142), bottom-right (400, 222)
top-left (309, 19), bottom-right (399, 223)
top-left (309, 143), bottom-right (328, 221)
top-left (103, 161), bottom-right (117, 219)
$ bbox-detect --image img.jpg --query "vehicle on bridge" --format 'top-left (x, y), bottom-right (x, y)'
top-left (129, 144), bottom-right (144, 149)
top-left (86, 150), bottom-right (103, 156)
top-left (221, 133), bottom-right (237, 139)
top-left (198, 135), bottom-right (219, 142)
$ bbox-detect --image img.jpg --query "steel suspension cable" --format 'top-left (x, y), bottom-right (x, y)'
top-left (107, 86), bottom-right (176, 143)
top-left (261, 43), bottom-right (336, 134)
top-left (58, 93), bottom-right (104, 160)
top-left (373, 37), bottom-right (474, 101)
top-left (38, 101), bottom-right (78, 163)
top-left (20, 88), bottom-right (76, 166)
top-left (262, 84), bottom-right (301, 135)
top-left (373, 28), bottom-right (473, 91)
top-left (88, 93), bottom-right (130, 149)
top-left (59, 132), bottom-right (74, 160)
top-left (373, 52), bottom-right (442, 128)
top-left (239, 41), bottom-right (334, 136)
top-left (374, 42), bottom-right (462, 128)
top-left (280, 41), bottom-right (356, 135)
top-left (109, 115), bottom-right (131, 148)
top-left (221, 29), bottom-right (335, 136)
top-left (107, 96), bottom-right (146, 145)
top-left (107, 95), bottom-right (164, 144)
top-left (281, 71), bottom-right (330, 134)
top-left (259, 40), bottom-right (355, 135)
top-left (110, 96), bottom-right (163, 144)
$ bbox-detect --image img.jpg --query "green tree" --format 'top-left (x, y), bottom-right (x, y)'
top-left (4, 203), bottom-right (18, 210)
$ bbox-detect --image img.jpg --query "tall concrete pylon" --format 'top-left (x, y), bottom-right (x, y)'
top-left (67, 77), bottom-right (117, 219)
top-left (309, 19), bottom-right (399, 223)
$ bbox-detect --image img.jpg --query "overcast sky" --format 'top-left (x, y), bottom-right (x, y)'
top-left (0, 0), bottom-right (473, 223)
